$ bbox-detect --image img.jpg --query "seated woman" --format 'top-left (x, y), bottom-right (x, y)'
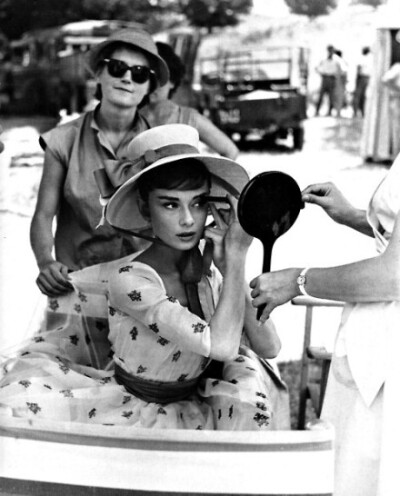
top-left (0, 124), bottom-right (288, 430)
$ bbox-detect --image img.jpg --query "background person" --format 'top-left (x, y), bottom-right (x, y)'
top-left (315, 45), bottom-right (344, 117)
top-left (352, 46), bottom-right (372, 118)
top-left (141, 41), bottom-right (239, 159)
top-left (30, 29), bottom-right (169, 298)
top-left (249, 161), bottom-right (400, 495)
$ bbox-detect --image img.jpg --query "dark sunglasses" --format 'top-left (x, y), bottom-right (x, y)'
top-left (103, 59), bottom-right (155, 84)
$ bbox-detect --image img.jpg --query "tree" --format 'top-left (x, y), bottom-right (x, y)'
top-left (0, 0), bottom-right (157, 40)
top-left (283, 0), bottom-right (338, 19)
top-left (180, 0), bottom-right (253, 33)
top-left (350, 0), bottom-right (384, 8)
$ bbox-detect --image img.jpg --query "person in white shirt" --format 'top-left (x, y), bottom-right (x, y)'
top-left (315, 45), bottom-right (344, 117)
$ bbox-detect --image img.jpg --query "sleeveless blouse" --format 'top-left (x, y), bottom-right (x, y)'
top-left (40, 107), bottom-right (150, 270)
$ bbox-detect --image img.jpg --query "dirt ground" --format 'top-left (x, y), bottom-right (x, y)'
top-left (0, 113), bottom-right (389, 360)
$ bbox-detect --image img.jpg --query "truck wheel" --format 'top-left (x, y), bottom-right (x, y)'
top-left (293, 126), bottom-right (305, 151)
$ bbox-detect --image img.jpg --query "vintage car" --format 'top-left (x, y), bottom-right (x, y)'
top-left (195, 46), bottom-right (309, 150)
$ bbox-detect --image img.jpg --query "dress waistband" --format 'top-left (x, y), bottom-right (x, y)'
top-left (114, 364), bottom-right (199, 404)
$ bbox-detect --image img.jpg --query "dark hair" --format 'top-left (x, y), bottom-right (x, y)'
top-left (93, 42), bottom-right (157, 102)
top-left (137, 158), bottom-right (211, 202)
top-left (156, 42), bottom-right (185, 97)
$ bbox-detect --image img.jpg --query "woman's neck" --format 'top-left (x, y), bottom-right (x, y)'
top-left (139, 243), bottom-right (184, 276)
top-left (97, 103), bottom-right (138, 132)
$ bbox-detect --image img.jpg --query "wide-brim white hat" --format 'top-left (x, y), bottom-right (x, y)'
top-left (103, 124), bottom-right (249, 234)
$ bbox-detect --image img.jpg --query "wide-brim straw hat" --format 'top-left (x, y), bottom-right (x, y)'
top-left (88, 29), bottom-right (169, 86)
top-left (104, 124), bottom-right (250, 234)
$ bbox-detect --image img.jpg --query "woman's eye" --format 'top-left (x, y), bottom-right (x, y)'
top-left (194, 198), bottom-right (208, 208)
top-left (162, 201), bottom-right (178, 209)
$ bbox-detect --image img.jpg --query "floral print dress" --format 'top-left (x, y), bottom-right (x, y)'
top-left (0, 255), bottom-right (286, 430)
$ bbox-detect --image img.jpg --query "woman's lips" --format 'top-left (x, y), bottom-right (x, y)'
top-left (177, 232), bottom-right (196, 240)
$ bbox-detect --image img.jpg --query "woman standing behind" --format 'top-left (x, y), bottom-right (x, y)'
top-left (30, 29), bottom-right (169, 297)
top-left (141, 41), bottom-right (239, 160)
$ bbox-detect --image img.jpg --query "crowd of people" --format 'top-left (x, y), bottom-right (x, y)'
top-left (0, 25), bottom-right (399, 496)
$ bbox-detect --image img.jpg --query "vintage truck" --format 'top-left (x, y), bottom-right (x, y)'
top-left (194, 45), bottom-right (309, 150)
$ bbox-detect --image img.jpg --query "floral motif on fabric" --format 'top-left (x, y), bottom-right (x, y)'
top-left (43, 384), bottom-right (52, 390)
top-left (157, 336), bottom-right (169, 346)
top-left (254, 412), bottom-right (269, 427)
top-left (256, 391), bottom-right (267, 399)
top-left (235, 356), bottom-right (245, 363)
top-left (167, 296), bottom-right (178, 303)
top-left (74, 304), bottom-right (82, 314)
top-left (88, 408), bottom-right (96, 418)
top-left (178, 373), bottom-right (188, 382)
top-left (149, 323), bottom-right (159, 333)
top-left (256, 402), bottom-right (267, 411)
top-left (192, 322), bottom-right (206, 334)
top-left (157, 407), bottom-right (167, 415)
top-left (122, 396), bottom-right (131, 404)
top-left (100, 377), bottom-right (112, 385)
top-left (119, 265), bottom-right (133, 273)
top-left (33, 336), bottom-right (45, 343)
top-left (109, 306), bottom-right (116, 316)
top-left (128, 290), bottom-right (141, 302)
top-left (27, 402), bottom-right (41, 414)
top-left (172, 351), bottom-right (181, 362)
top-left (60, 389), bottom-right (74, 398)
top-left (19, 380), bottom-right (31, 388)
top-left (48, 299), bottom-right (59, 312)
top-left (78, 292), bottom-right (88, 303)
top-left (137, 365), bottom-right (147, 374)
top-left (85, 334), bottom-right (91, 345)
top-left (122, 411), bottom-right (133, 419)
top-left (130, 327), bottom-right (138, 340)
top-left (56, 358), bottom-right (70, 374)
top-left (69, 335), bottom-right (79, 346)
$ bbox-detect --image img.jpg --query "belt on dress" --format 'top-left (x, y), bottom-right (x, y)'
top-left (114, 364), bottom-right (199, 404)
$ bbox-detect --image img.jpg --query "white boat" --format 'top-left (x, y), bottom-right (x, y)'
top-left (0, 416), bottom-right (333, 495)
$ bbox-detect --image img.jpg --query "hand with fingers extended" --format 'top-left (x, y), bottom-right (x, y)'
top-left (204, 195), bottom-right (252, 275)
top-left (302, 181), bottom-right (356, 225)
top-left (249, 268), bottom-right (301, 324)
top-left (36, 260), bottom-right (74, 297)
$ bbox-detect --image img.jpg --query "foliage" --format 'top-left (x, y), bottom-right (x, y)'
top-left (350, 0), bottom-right (384, 7)
top-left (181, 0), bottom-right (252, 32)
top-left (0, 0), bottom-right (162, 40)
top-left (0, 0), bottom-right (251, 40)
top-left (283, 0), bottom-right (338, 19)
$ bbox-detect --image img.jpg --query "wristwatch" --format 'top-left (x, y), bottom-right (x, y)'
top-left (297, 268), bottom-right (310, 296)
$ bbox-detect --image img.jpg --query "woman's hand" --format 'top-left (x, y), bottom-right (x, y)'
top-left (249, 268), bottom-right (301, 323)
top-left (36, 260), bottom-right (73, 297)
top-left (203, 195), bottom-right (252, 274)
top-left (302, 182), bottom-right (356, 225)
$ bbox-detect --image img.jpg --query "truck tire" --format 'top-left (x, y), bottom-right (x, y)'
top-left (293, 126), bottom-right (305, 151)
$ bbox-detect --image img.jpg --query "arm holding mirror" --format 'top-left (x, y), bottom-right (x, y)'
top-left (250, 206), bottom-right (400, 324)
top-left (302, 181), bottom-right (374, 237)
top-left (205, 197), bottom-right (281, 359)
